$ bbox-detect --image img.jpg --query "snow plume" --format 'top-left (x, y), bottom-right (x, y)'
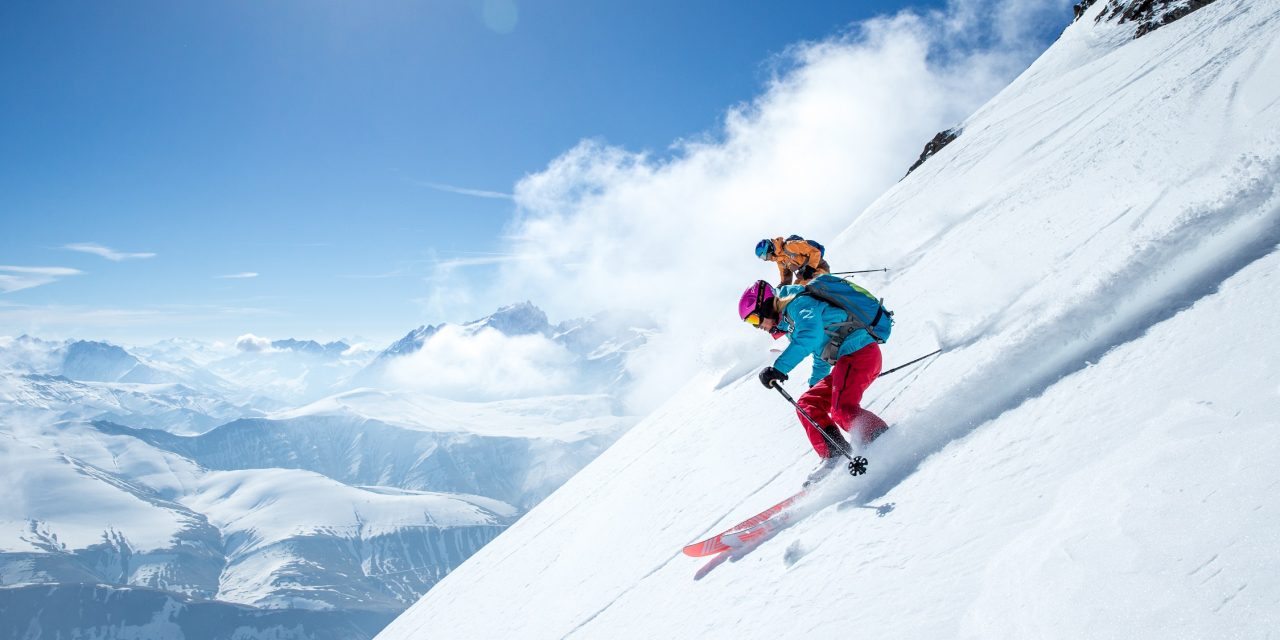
top-left (383, 325), bottom-right (576, 401)
top-left (234, 333), bottom-right (275, 353)
top-left (444, 0), bottom-right (1073, 412)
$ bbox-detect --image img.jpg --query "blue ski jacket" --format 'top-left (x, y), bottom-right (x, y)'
top-left (773, 284), bottom-right (877, 386)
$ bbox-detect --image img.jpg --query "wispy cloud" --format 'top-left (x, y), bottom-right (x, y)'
top-left (341, 254), bottom-right (528, 279)
top-left (0, 301), bottom-right (280, 339)
top-left (435, 254), bottom-right (530, 270)
top-left (216, 272), bottom-right (260, 279)
top-left (412, 180), bottom-right (513, 200)
top-left (341, 269), bottom-right (418, 279)
top-left (0, 266), bottom-right (83, 293)
top-left (63, 242), bottom-right (156, 261)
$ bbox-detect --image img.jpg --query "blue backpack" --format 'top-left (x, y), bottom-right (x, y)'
top-left (785, 234), bottom-right (825, 258)
top-left (799, 274), bottom-right (893, 362)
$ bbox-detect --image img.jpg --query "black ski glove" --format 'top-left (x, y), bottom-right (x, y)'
top-left (797, 265), bottom-right (816, 280)
top-left (759, 366), bottom-right (788, 389)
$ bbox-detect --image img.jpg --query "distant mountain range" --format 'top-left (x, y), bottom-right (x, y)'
top-left (0, 302), bottom-right (647, 639)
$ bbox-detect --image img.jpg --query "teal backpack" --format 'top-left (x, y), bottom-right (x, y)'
top-left (799, 274), bottom-right (893, 363)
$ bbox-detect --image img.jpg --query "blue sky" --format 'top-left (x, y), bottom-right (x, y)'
top-left (1, 0), bottom-right (1067, 345)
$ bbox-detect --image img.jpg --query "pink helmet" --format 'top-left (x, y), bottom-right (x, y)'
top-left (738, 280), bottom-right (776, 321)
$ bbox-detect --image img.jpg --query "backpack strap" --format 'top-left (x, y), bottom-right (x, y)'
top-left (820, 321), bottom-right (860, 364)
top-left (797, 288), bottom-right (887, 345)
top-left (869, 302), bottom-right (886, 330)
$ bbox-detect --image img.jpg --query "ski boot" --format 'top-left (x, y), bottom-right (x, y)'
top-left (803, 426), bottom-right (851, 487)
top-left (822, 425), bottom-right (852, 459)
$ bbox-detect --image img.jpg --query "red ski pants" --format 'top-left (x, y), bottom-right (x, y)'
top-left (795, 343), bottom-right (888, 457)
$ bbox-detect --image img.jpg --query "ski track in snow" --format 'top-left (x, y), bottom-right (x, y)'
top-left (863, 159), bottom-right (1280, 503)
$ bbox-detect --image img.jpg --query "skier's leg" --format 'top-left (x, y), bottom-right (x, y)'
top-left (852, 407), bottom-right (889, 444)
top-left (830, 343), bottom-right (889, 444)
top-left (796, 378), bottom-right (837, 457)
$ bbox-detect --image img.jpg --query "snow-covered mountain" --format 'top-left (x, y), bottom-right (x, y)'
top-left (199, 341), bottom-right (375, 407)
top-left (372, 302), bottom-right (554, 364)
top-left (1, 306), bottom-right (642, 638)
top-left (96, 403), bottom-right (628, 511)
top-left (0, 333), bottom-right (258, 435)
top-left (1, 410), bottom-right (622, 638)
top-left (269, 338), bottom-right (353, 357)
top-left (0, 336), bottom-right (245, 415)
top-left (0, 332), bottom-right (382, 410)
top-left (0, 374), bottom-right (255, 434)
top-left (59, 340), bottom-right (160, 383)
top-left (376, 1), bottom-right (1280, 638)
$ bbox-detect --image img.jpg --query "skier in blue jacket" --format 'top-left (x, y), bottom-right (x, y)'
top-left (738, 279), bottom-right (889, 460)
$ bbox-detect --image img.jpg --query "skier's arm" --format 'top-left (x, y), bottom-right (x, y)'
top-left (808, 357), bottom-right (832, 387)
top-left (777, 260), bottom-right (793, 286)
top-left (773, 303), bottom-right (824, 375)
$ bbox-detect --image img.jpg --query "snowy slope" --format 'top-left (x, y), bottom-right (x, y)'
top-left (183, 469), bottom-right (516, 612)
top-left (0, 420), bottom-right (526, 623)
top-left (0, 430), bottom-right (206, 555)
top-left (0, 413), bottom-right (524, 607)
top-left (377, 1), bottom-right (1280, 638)
top-left (0, 428), bottom-right (224, 597)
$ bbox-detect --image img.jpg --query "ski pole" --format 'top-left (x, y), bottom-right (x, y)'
top-left (877, 348), bottom-right (943, 379)
top-left (829, 268), bottom-right (889, 276)
top-left (769, 382), bottom-right (868, 476)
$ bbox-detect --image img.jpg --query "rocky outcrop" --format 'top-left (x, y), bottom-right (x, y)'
top-left (1081, 0), bottom-right (1222, 38)
top-left (905, 128), bottom-right (961, 177)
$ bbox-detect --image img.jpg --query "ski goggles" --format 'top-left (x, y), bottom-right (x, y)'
top-left (744, 312), bottom-right (764, 327)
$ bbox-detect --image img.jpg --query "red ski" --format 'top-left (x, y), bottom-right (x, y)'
top-left (681, 488), bottom-right (810, 558)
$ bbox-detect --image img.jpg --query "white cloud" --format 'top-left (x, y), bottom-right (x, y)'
top-left (413, 180), bottom-right (513, 200)
top-left (217, 272), bottom-right (260, 279)
top-left (62, 243), bottom-right (156, 261)
top-left (384, 325), bottom-right (576, 401)
top-left (0, 266), bottom-right (83, 293)
top-left (341, 342), bottom-right (377, 358)
top-left (235, 333), bottom-right (275, 352)
top-left (436, 0), bottom-right (1072, 412)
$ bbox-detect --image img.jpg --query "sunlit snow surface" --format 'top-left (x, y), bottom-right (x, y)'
top-left (377, 1), bottom-right (1280, 638)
